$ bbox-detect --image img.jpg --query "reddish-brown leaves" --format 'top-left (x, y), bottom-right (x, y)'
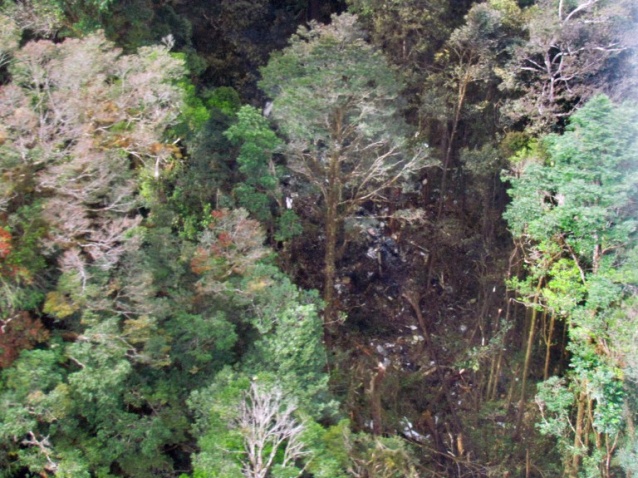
top-left (211, 209), bottom-right (226, 220)
top-left (0, 312), bottom-right (49, 368)
top-left (0, 227), bottom-right (11, 259)
top-left (216, 231), bottom-right (233, 248)
top-left (190, 209), bottom-right (269, 293)
top-left (0, 227), bottom-right (30, 281)
top-left (190, 247), bottom-right (212, 275)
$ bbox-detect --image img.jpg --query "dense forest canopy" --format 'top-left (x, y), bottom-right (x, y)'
top-left (0, 0), bottom-right (636, 477)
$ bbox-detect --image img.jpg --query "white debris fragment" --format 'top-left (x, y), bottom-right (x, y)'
top-left (400, 417), bottom-right (426, 443)
top-left (263, 101), bottom-right (273, 117)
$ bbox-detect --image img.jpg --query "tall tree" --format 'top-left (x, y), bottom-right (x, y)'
top-left (346, 0), bottom-right (451, 74)
top-left (259, 13), bottom-right (426, 324)
top-left (422, 0), bottom-right (523, 218)
top-left (504, 95), bottom-right (638, 477)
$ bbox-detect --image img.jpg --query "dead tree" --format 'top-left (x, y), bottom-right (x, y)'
top-left (236, 382), bottom-right (306, 478)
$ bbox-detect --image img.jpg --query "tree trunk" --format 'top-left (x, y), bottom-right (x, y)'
top-left (369, 363), bottom-right (386, 436)
top-left (437, 70), bottom-right (469, 220)
top-left (323, 150), bottom-right (340, 329)
top-left (486, 351), bottom-right (498, 401)
top-left (515, 280), bottom-right (543, 436)
top-left (543, 312), bottom-right (556, 380)
top-left (568, 390), bottom-right (587, 478)
top-left (489, 292), bottom-right (513, 400)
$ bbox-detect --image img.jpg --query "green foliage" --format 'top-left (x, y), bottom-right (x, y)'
top-left (165, 311), bottom-right (238, 374)
top-left (233, 183), bottom-right (272, 224)
top-left (2, 349), bottom-right (63, 399)
top-left (224, 105), bottom-right (292, 235)
top-left (188, 257), bottom-right (336, 472)
top-left (225, 105), bottom-right (281, 185)
top-left (499, 131), bottom-right (531, 159)
top-left (347, 0), bottom-right (451, 77)
top-left (275, 209), bottom-right (303, 242)
top-left (260, 13), bottom-right (425, 323)
top-left (303, 420), bottom-right (351, 478)
top-left (0, 348), bottom-right (64, 473)
top-left (0, 320), bottom-right (191, 475)
top-left (206, 87), bottom-right (241, 116)
top-left (166, 109), bottom-right (236, 238)
top-left (344, 432), bottom-right (419, 478)
top-left (421, 0), bottom-right (523, 149)
top-left (505, 95), bottom-right (638, 476)
top-left (172, 80), bottom-right (212, 137)
top-left (542, 258), bottom-right (587, 317)
top-left (260, 13), bottom-right (406, 144)
top-left (10, 2), bottom-right (633, 476)
top-left (241, 265), bottom-right (335, 418)
top-left (188, 370), bottom-right (252, 477)
top-left (0, 204), bottom-right (47, 316)
top-left (535, 377), bottom-right (576, 452)
top-left (0, 30), bottom-right (200, 477)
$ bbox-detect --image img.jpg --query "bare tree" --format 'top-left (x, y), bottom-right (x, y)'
top-left (0, 14), bottom-right (19, 68)
top-left (0, 33), bottom-right (184, 320)
top-left (22, 431), bottom-right (58, 474)
top-left (236, 382), bottom-right (306, 478)
top-left (502, 0), bottom-right (637, 130)
top-left (2, 0), bottom-right (63, 38)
